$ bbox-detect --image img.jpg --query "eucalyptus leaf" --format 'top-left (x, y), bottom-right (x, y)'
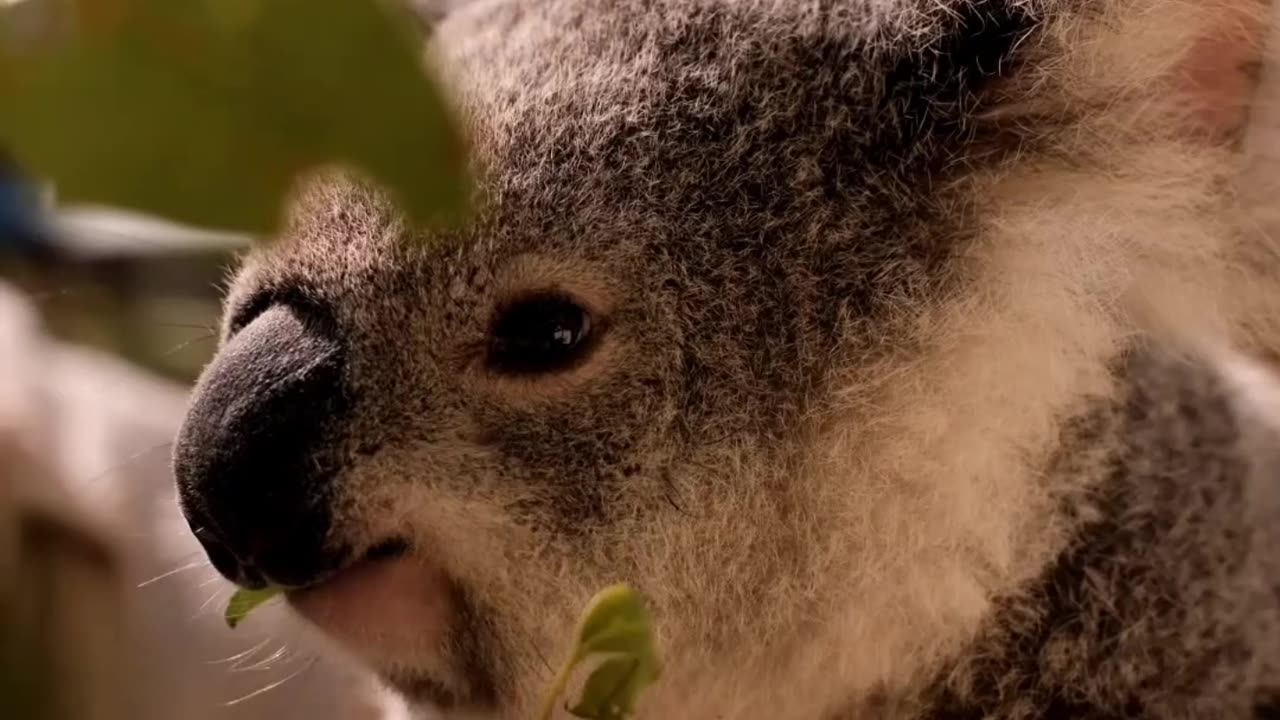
top-left (0, 0), bottom-right (470, 237)
top-left (224, 586), bottom-right (280, 629)
top-left (566, 656), bottom-right (648, 720)
top-left (571, 585), bottom-right (659, 666)
top-left (538, 584), bottom-right (661, 720)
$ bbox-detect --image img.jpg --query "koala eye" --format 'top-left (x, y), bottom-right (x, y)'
top-left (486, 293), bottom-right (597, 375)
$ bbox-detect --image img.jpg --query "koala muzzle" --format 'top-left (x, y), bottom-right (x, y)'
top-left (173, 302), bottom-right (351, 590)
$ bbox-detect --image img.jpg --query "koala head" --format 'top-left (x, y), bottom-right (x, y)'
top-left (172, 0), bottom-right (1272, 717)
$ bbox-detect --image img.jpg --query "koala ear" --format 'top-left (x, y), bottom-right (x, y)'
top-left (977, 0), bottom-right (1275, 146)
top-left (1172, 0), bottom-right (1274, 143)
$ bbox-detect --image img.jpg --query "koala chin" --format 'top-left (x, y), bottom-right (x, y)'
top-left (172, 0), bottom-right (1280, 717)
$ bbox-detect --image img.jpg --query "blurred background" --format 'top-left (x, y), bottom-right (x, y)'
top-left (0, 134), bottom-right (407, 718)
top-left (0, 0), bottom-right (468, 384)
top-left (1, 0), bottom-right (473, 381)
top-left (0, 0), bottom-right (282, 384)
top-left (0, 1), bottom-right (468, 719)
top-left (2, 203), bottom-right (238, 383)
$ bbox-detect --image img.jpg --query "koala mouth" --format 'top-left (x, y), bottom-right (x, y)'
top-left (284, 537), bottom-right (455, 665)
top-left (357, 537), bottom-right (412, 564)
top-left (284, 537), bottom-right (408, 602)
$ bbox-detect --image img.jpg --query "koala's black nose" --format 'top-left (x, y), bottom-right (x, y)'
top-left (173, 302), bottom-right (351, 590)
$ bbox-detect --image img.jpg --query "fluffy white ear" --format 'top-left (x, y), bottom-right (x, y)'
top-left (978, 0), bottom-right (1274, 141)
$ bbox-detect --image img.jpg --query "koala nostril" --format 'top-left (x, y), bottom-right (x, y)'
top-left (174, 300), bottom-right (351, 589)
top-left (191, 524), bottom-right (269, 590)
top-left (192, 525), bottom-right (240, 579)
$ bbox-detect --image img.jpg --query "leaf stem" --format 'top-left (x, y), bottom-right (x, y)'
top-left (536, 659), bottom-right (575, 720)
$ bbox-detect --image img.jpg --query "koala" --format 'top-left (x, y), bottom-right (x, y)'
top-left (172, 0), bottom-right (1280, 718)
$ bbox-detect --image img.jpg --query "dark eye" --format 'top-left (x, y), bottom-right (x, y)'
top-left (486, 293), bottom-right (597, 375)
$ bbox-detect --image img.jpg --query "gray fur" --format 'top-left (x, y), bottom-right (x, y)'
top-left (907, 350), bottom-right (1280, 719)
top-left (182, 0), bottom-right (1280, 717)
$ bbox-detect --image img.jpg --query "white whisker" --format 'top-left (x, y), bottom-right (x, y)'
top-left (194, 587), bottom-right (229, 619)
top-left (161, 333), bottom-right (217, 358)
top-left (223, 658), bottom-right (317, 707)
top-left (207, 638), bottom-right (272, 666)
top-left (79, 441), bottom-right (173, 487)
top-left (232, 644), bottom-right (290, 673)
top-left (136, 559), bottom-right (209, 588)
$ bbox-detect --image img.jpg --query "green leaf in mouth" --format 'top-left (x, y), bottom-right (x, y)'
top-left (224, 586), bottom-right (281, 629)
top-left (222, 581), bottom-right (664, 719)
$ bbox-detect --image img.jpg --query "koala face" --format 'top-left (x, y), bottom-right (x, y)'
top-left (173, 0), bottom-right (1270, 717)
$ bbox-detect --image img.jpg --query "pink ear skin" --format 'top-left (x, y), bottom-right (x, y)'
top-left (1173, 0), bottom-right (1273, 143)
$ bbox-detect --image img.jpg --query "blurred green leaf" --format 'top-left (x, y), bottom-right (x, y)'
top-left (224, 586), bottom-right (280, 629)
top-left (0, 0), bottom-right (469, 237)
top-left (567, 656), bottom-right (648, 720)
top-left (571, 584), bottom-right (660, 667)
top-left (539, 584), bottom-right (662, 720)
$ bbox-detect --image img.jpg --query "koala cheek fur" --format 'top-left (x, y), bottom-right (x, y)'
top-left (173, 0), bottom-right (1280, 718)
